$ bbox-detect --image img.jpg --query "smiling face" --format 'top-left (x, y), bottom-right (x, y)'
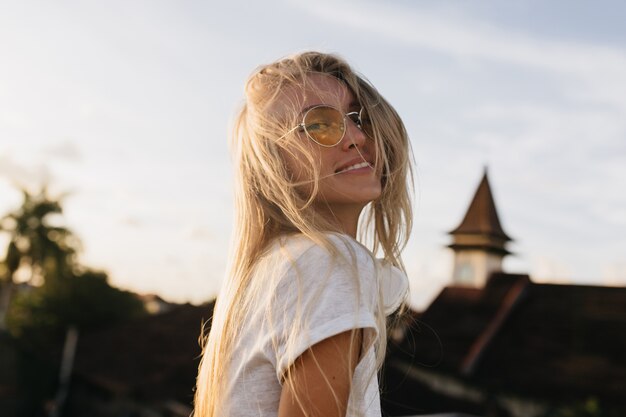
top-left (274, 73), bottom-right (382, 216)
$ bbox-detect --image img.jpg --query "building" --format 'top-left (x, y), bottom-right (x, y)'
top-left (382, 170), bottom-right (626, 417)
top-left (448, 168), bottom-right (513, 288)
top-left (63, 302), bottom-right (213, 417)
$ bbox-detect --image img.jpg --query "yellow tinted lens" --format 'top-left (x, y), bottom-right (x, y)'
top-left (303, 106), bottom-right (344, 146)
top-left (359, 107), bottom-right (373, 138)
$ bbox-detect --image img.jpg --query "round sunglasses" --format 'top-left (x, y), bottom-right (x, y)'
top-left (280, 105), bottom-right (373, 147)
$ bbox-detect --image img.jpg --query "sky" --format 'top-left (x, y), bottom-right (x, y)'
top-left (1, 0), bottom-right (625, 309)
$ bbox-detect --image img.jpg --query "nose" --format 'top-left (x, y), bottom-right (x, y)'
top-left (341, 117), bottom-right (367, 151)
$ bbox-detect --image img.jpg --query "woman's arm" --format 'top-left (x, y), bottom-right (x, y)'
top-left (278, 329), bottom-right (363, 417)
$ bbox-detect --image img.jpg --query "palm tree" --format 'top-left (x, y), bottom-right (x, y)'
top-left (0, 187), bottom-right (80, 330)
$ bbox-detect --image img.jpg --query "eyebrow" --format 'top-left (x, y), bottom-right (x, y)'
top-left (298, 104), bottom-right (322, 117)
top-left (297, 101), bottom-right (362, 117)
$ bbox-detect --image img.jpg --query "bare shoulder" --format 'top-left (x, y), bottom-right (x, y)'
top-left (278, 328), bottom-right (363, 417)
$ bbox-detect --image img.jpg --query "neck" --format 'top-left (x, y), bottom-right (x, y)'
top-left (315, 202), bottom-right (364, 239)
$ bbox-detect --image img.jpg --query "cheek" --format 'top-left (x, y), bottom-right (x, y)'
top-left (280, 144), bottom-right (321, 187)
top-left (317, 149), bottom-right (339, 175)
top-left (281, 149), bottom-right (302, 180)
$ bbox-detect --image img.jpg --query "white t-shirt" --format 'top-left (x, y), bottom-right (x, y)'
top-left (222, 233), bottom-right (408, 416)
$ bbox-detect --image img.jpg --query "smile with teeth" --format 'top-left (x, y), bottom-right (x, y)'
top-left (336, 161), bottom-right (372, 174)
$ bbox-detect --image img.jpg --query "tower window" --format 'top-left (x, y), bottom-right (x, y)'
top-left (459, 262), bottom-right (474, 283)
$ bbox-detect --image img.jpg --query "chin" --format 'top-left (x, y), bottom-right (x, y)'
top-left (317, 181), bottom-right (382, 207)
top-left (360, 186), bottom-right (382, 203)
top-left (330, 192), bottom-right (382, 207)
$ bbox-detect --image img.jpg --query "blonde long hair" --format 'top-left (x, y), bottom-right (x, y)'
top-left (194, 51), bottom-right (413, 416)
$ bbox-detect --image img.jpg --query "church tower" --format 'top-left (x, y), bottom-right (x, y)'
top-left (448, 168), bottom-right (513, 287)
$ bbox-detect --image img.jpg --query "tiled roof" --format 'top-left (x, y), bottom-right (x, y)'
top-left (388, 273), bottom-right (626, 405)
top-left (72, 302), bottom-right (214, 405)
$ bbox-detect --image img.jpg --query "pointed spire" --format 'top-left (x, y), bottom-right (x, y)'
top-left (448, 169), bottom-right (513, 255)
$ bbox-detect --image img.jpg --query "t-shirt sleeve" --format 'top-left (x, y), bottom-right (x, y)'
top-left (267, 236), bottom-right (380, 382)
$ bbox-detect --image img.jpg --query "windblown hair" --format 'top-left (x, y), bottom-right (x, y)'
top-left (194, 51), bottom-right (413, 416)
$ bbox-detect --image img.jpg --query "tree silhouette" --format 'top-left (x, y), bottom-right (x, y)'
top-left (0, 187), bottom-right (146, 415)
top-left (8, 269), bottom-right (146, 346)
top-left (0, 187), bottom-right (80, 330)
top-left (0, 187), bottom-right (145, 340)
top-left (2, 187), bottom-right (79, 278)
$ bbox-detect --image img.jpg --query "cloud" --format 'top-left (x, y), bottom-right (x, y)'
top-left (601, 261), bottom-right (626, 286)
top-left (42, 139), bottom-right (82, 162)
top-left (119, 216), bottom-right (143, 228)
top-left (294, 0), bottom-right (626, 109)
top-left (530, 255), bottom-right (574, 284)
top-left (0, 109), bottom-right (29, 129)
top-left (186, 226), bottom-right (213, 241)
top-left (0, 152), bottom-right (52, 189)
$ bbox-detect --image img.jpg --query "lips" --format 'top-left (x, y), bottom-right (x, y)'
top-left (335, 157), bottom-right (373, 173)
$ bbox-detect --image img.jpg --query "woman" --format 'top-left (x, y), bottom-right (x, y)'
top-left (195, 51), bottom-right (413, 417)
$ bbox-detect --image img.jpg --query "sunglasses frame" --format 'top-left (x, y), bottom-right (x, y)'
top-left (279, 104), bottom-right (370, 148)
